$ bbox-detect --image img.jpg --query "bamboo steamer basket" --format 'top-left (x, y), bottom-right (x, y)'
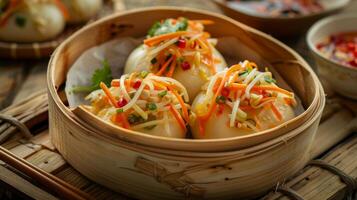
top-left (49, 7), bottom-right (322, 153)
top-left (47, 7), bottom-right (325, 199)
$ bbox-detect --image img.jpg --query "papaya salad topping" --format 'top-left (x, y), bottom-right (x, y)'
top-left (228, 0), bottom-right (323, 17)
top-left (85, 72), bottom-right (190, 133)
top-left (194, 60), bottom-right (296, 135)
top-left (0, 0), bottom-right (69, 27)
top-left (142, 17), bottom-right (219, 79)
top-left (316, 31), bottom-right (357, 68)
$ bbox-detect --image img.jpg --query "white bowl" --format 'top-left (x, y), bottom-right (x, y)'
top-left (214, 0), bottom-right (350, 37)
top-left (307, 14), bottom-right (357, 99)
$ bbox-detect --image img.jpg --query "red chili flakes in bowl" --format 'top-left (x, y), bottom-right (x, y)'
top-left (316, 32), bottom-right (357, 68)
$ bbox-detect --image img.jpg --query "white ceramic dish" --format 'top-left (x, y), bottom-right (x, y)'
top-left (213, 0), bottom-right (350, 37)
top-left (307, 14), bottom-right (357, 100)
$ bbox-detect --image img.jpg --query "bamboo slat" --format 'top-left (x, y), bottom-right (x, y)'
top-left (55, 167), bottom-right (91, 190)
top-left (9, 143), bottom-right (41, 159)
top-left (0, 64), bottom-right (26, 109)
top-left (0, 165), bottom-right (58, 200)
top-left (1, 134), bottom-right (23, 149)
top-left (25, 149), bottom-right (66, 174)
top-left (30, 130), bottom-right (56, 151)
top-left (0, 146), bottom-right (91, 200)
top-left (0, 0), bottom-right (354, 199)
top-left (310, 108), bottom-right (356, 158)
top-left (263, 134), bottom-right (357, 200)
top-left (13, 62), bottom-right (48, 104)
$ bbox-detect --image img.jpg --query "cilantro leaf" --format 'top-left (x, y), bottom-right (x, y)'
top-left (91, 60), bottom-right (112, 89)
top-left (147, 18), bottom-right (188, 37)
top-left (147, 21), bottom-right (161, 37)
top-left (72, 60), bottom-right (113, 93)
top-left (264, 76), bottom-right (276, 84)
top-left (176, 18), bottom-right (188, 31)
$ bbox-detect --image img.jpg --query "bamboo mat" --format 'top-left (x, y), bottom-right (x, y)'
top-left (0, 0), bottom-right (356, 199)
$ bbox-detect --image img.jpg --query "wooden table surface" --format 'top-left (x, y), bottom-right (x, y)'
top-left (0, 0), bottom-right (356, 199)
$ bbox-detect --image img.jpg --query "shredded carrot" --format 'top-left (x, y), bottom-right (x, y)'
top-left (198, 64), bottom-right (242, 121)
top-left (261, 97), bottom-right (277, 102)
top-left (156, 56), bottom-right (175, 76)
top-left (152, 81), bottom-right (166, 90)
top-left (284, 97), bottom-right (295, 106)
top-left (168, 85), bottom-right (189, 122)
top-left (144, 31), bottom-right (189, 46)
top-left (153, 79), bottom-right (172, 88)
top-left (112, 113), bottom-right (130, 129)
top-left (212, 77), bottom-right (222, 93)
top-left (197, 38), bottom-right (209, 51)
top-left (118, 113), bottom-right (130, 129)
top-left (228, 83), bottom-right (247, 90)
top-left (111, 79), bottom-right (131, 87)
top-left (168, 105), bottom-right (186, 132)
top-left (151, 81), bottom-right (167, 90)
top-left (166, 58), bottom-right (177, 77)
top-left (253, 86), bottom-right (292, 96)
top-left (100, 82), bottom-right (117, 107)
top-left (239, 105), bottom-right (256, 111)
top-left (248, 62), bottom-right (258, 69)
top-left (200, 39), bottom-right (216, 75)
top-left (111, 80), bottom-right (120, 87)
top-left (270, 103), bottom-right (283, 121)
top-left (229, 83), bottom-right (293, 96)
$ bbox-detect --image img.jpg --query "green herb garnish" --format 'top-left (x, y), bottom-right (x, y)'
top-left (128, 114), bottom-right (144, 124)
top-left (264, 76), bottom-right (276, 84)
top-left (238, 70), bottom-right (248, 76)
top-left (129, 92), bottom-right (135, 98)
top-left (140, 71), bottom-right (149, 78)
top-left (146, 103), bottom-right (157, 111)
top-left (158, 90), bottom-right (167, 98)
top-left (176, 57), bottom-right (184, 63)
top-left (215, 96), bottom-right (226, 104)
top-left (147, 21), bottom-right (161, 37)
top-left (116, 108), bottom-right (124, 113)
top-left (72, 60), bottom-right (112, 93)
top-left (147, 18), bottom-right (188, 37)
